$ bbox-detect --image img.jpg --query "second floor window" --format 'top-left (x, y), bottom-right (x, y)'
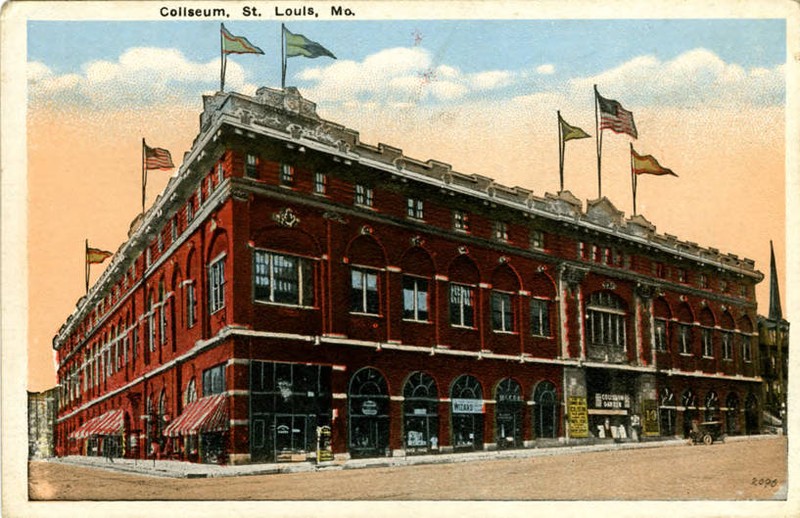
top-left (530, 299), bottom-right (550, 337)
top-left (449, 283), bottom-right (475, 328)
top-left (280, 163), bottom-right (294, 186)
top-left (722, 332), bottom-right (733, 360)
top-left (491, 292), bottom-right (514, 332)
top-left (741, 334), bottom-right (752, 362)
top-left (208, 256), bottom-right (226, 314)
top-left (453, 210), bottom-right (470, 232)
top-left (355, 184), bottom-right (373, 207)
top-left (655, 319), bottom-right (668, 352)
top-left (351, 268), bottom-right (379, 314)
top-left (678, 324), bottom-right (692, 355)
top-left (185, 281), bottom-right (197, 328)
top-left (402, 276), bottom-right (429, 322)
top-left (407, 198), bottom-right (424, 219)
top-left (253, 250), bottom-right (314, 306)
top-left (586, 292), bottom-right (626, 349)
top-left (702, 329), bottom-right (714, 357)
top-left (202, 364), bottom-right (226, 396)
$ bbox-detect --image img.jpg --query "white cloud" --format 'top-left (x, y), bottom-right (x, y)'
top-left (471, 70), bottom-right (514, 90)
top-left (570, 48), bottom-right (784, 107)
top-left (28, 48), bottom-right (258, 108)
top-left (536, 64), bottom-right (555, 75)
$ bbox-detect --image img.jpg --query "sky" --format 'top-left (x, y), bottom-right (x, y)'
top-left (21, 9), bottom-right (791, 392)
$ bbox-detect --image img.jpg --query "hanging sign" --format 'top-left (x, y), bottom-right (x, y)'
top-left (451, 398), bottom-right (484, 414)
top-left (568, 396), bottom-right (589, 438)
top-left (361, 400), bottom-right (378, 416)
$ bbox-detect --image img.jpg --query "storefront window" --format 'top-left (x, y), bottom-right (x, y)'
top-left (533, 381), bottom-right (558, 439)
top-left (681, 389), bottom-right (697, 438)
top-left (402, 372), bottom-right (439, 454)
top-left (659, 387), bottom-right (676, 437)
top-left (495, 378), bottom-right (523, 448)
top-left (704, 391), bottom-right (719, 422)
top-left (450, 375), bottom-right (484, 451)
top-left (348, 368), bottom-right (390, 458)
top-left (725, 393), bottom-right (739, 435)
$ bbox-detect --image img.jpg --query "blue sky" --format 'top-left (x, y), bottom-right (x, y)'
top-left (28, 19), bottom-right (785, 103)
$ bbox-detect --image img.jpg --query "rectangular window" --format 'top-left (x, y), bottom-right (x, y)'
top-left (280, 163), bottom-right (294, 186)
top-left (453, 210), bottom-right (470, 232)
top-left (702, 328), bottom-right (714, 357)
top-left (355, 184), bottom-right (373, 207)
top-left (530, 299), bottom-right (550, 337)
top-left (208, 256), bottom-right (226, 314)
top-left (147, 310), bottom-right (155, 352)
top-left (530, 230), bottom-right (545, 250)
top-left (739, 285), bottom-right (748, 298)
top-left (245, 154), bottom-right (258, 178)
top-left (655, 263), bottom-right (666, 279)
top-left (197, 186), bottom-right (203, 207)
top-left (493, 221), bottom-right (508, 242)
top-left (722, 332), bottom-right (733, 360)
top-left (171, 216), bottom-right (178, 242)
top-left (741, 334), bottom-right (752, 362)
top-left (402, 276), bottom-right (429, 321)
top-left (655, 320), bottom-right (668, 352)
top-left (492, 292), bottom-right (514, 332)
top-left (202, 364), bottom-right (226, 396)
top-left (217, 163), bottom-right (225, 184)
top-left (351, 268), bottom-right (379, 314)
top-left (159, 302), bottom-right (167, 345)
top-left (157, 233), bottom-right (164, 253)
top-left (677, 269), bottom-right (687, 283)
top-left (187, 198), bottom-right (194, 222)
top-left (313, 172), bottom-right (327, 194)
top-left (145, 247), bottom-right (152, 267)
top-left (699, 274), bottom-right (708, 289)
top-left (678, 325), bottom-right (692, 355)
top-left (406, 198), bottom-right (424, 219)
top-left (253, 250), bottom-right (314, 306)
top-left (449, 284), bottom-right (475, 328)
top-left (186, 281), bottom-right (197, 328)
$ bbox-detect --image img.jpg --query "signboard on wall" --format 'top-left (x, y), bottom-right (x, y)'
top-left (594, 393), bottom-right (631, 409)
top-left (316, 426), bottom-right (333, 463)
top-left (642, 399), bottom-right (660, 436)
top-left (451, 398), bottom-right (484, 414)
top-left (567, 396), bottom-right (589, 438)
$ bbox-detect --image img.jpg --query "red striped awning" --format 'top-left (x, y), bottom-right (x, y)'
top-left (69, 409), bottom-right (125, 439)
top-left (164, 394), bottom-right (228, 437)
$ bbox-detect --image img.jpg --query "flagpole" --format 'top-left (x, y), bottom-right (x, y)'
top-left (220, 24), bottom-right (224, 92)
top-left (142, 138), bottom-right (147, 217)
top-left (281, 23), bottom-right (287, 89)
top-left (630, 143), bottom-right (637, 216)
top-left (557, 111), bottom-right (565, 192)
top-left (85, 239), bottom-right (90, 294)
top-left (594, 85), bottom-right (603, 198)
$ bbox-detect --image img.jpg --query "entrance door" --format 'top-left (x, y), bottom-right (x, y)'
top-left (403, 372), bottom-right (439, 453)
top-left (348, 368), bottom-right (390, 458)
top-left (495, 378), bottom-right (522, 449)
top-left (450, 375), bottom-right (484, 451)
top-left (533, 381), bottom-right (558, 439)
top-left (745, 393), bottom-right (759, 434)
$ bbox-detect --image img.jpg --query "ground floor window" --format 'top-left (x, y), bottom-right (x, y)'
top-left (403, 372), bottom-right (439, 453)
top-left (495, 378), bottom-right (523, 448)
top-left (348, 367), bottom-right (390, 458)
top-left (250, 362), bottom-right (332, 463)
top-left (681, 390), bottom-right (697, 438)
top-left (450, 375), bottom-right (484, 450)
top-left (659, 388), bottom-right (676, 437)
top-left (726, 393), bottom-right (740, 436)
top-left (533, 381), bottom-right (558, 439)
top-left (745, 393), bottom-right (759, 434)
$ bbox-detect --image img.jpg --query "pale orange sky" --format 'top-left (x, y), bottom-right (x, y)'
top-left (26, 99), bottom-right (787, 392)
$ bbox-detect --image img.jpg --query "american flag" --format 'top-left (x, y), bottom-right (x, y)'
top-left (144, 143), bottom-right (174, 170)
top-left (596, 91), bottom-right (637, 139)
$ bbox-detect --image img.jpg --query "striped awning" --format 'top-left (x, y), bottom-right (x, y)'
top-left (70, 409), bottom-right (125, 439)
top-left (164, 394), bottom-right (228, 437)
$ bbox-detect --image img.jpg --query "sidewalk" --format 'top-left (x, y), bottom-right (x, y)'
top-left (48, 434), bottom-right (779, 479)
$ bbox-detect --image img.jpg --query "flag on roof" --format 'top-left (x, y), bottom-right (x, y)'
top-left (284, 27), bottom-right (336, 59)
top-left (87, 247), bottom-right (112, 264)
top-left (631, 147), bottom-right (677, 176)
top-left (596, 88), bottom-right (638, 139)
top-left (144, 143), bottom-right (174, 170)
top-left (221, 24), bottom-right (264, 55)
top-left (559, 114), bottom-right (591, 142)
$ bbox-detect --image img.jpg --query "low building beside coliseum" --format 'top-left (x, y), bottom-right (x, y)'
top-left (53, 87), bottom-right (764, 464)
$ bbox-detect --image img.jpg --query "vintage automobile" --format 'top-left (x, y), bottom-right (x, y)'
top-left (689, 420), bottom-right (725, 445)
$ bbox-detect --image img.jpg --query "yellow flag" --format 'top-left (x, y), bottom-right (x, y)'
top-left (559, 115), bottom-right (591, 142)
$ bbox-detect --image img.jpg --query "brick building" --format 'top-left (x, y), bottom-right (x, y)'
top-left (52, 87), bottom-right (764, 464)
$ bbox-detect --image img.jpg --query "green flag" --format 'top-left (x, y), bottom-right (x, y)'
top-left (221, 24), bottom-right (264, 55)
top-left (559, 115), bottom-right (591, 142)
top-left (284, 27), bottom-right (336, 59)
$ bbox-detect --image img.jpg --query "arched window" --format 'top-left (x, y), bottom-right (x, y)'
top-left (450, 375), bottom-right (484, 450)
top-left (653, 298), bottom-right (671, 352)
top-left (495, 378), bottom-right (523, 448)
top-left (402, 372), bottom-right (438, 453)
top-left (158, 390), bottom-right (167, 437)
top-left (725, 393), bottom-right (739, 436)
top-left (704, 391), bottom-right (719, 421)
top-left (533, 381), bottom-right (558, 439)
top-left (681, 389), bottom-right (697, 438)
top-left (348, 368), bottom-right (390, 458)
top-left (587, 291), bottom-right (628, 361)
top-left (659, 387), bottom-right (676, 436)
top-left (184, 379), bottom-right (197, 406)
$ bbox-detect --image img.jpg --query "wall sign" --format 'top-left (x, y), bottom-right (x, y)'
top-left (361, 400), bottom-right (378, 416)
top-left (642, 399), bottom-right (660, 436)
top-left (594, 393), bottom-right (631, 409)
top-left (568, 396), bottom-right (589, 438)
top-left (451, 398), bottom-right (484, 414)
